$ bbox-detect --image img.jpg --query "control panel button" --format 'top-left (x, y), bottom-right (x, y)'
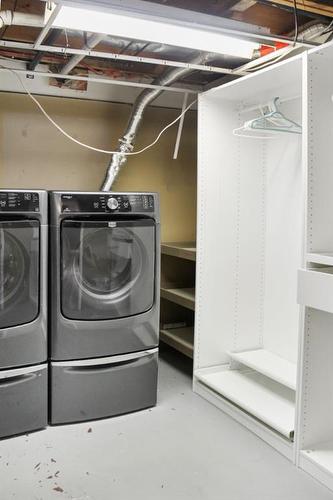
top-left (107, 197), bottom-right (119, 210)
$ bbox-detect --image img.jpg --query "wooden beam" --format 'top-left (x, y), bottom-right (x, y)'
top-left (263, 0), bottom-right (333, 18)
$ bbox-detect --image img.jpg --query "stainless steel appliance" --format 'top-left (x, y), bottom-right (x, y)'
top-left (0, 190), bottom-right (48, 438)
top-left (49, 191), bottom-right (160, 424)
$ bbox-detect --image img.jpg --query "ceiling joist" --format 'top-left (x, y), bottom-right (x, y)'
top-left (263, 0), bottom-right (333, 18)
top-left (0, 65), bottom-right (199, 93)
top-left (0, 40), bottom-right (248, 76)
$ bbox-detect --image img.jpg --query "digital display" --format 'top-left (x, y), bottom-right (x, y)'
top-left (0, 192), bottom-right (40, 212)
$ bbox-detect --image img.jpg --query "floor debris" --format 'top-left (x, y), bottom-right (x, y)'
top-left (53, 486), bottom-right (64, 493)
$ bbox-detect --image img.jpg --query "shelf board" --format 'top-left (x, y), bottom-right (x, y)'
top-left (307, 252), bottom-right (333, 266)
top-left (301, 444), bottom-right (333, 476)
top-left (195, 367), bottom-right (295, 439)
top-left (161, 242), bottom-right (196, 261)
top-left (228, 349), bottom-right (296, 390)
top-left (298, 268), bottom-right (333, 314)
top-left (160, 287), bottom-right (195, 311)
top-left (160, 326), bottom-right (194, 358)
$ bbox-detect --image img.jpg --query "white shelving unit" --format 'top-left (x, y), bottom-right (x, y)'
top-left (194, 53), bottom-right (304, 461)
top-left (193, 39), bottom-right (333, 492)
top-left (296, 41), bottom-right (333, 492)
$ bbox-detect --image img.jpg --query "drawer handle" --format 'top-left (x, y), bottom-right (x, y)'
top-left (0, 373), bottom-right (35, 386)
top-left (54, 349), bottom-right (158, 369)
top-left (66, 356), bottom-right (152, 373)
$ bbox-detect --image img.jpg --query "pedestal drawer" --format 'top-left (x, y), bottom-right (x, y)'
top-left (0, 364), bottom-right (47, 438)
top-left (50, 349), bottom-right (158, 424)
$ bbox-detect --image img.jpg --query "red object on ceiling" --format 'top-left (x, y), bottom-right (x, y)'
top-left (259, 41), bottom-right (289, 57)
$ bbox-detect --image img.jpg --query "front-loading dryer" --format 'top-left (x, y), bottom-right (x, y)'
top-left (49, 191), bottom-right (160, 424)
top-left (0, 190), bottom-right (48, 438)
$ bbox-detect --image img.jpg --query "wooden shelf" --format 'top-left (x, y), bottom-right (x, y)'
top-left (228, 349), bottom-right (297, 390)
top-left (160, 326), bottom-right (194, 358)
top-left (160, 287), bottom-right (195, 311)
top-left (161, 242), bottom-right (196, 261)
top-left (195, 367), bottom-right (295, 439)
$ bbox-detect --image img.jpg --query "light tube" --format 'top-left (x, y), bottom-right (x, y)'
top-left (53, 5), bottom-right (260, 59)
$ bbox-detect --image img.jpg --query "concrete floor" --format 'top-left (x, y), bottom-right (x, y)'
top-left (1, 346), bottom-right (333, 500)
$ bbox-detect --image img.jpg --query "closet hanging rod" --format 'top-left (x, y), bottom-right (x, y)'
top-left (238, 95), bottom-right (301, 115)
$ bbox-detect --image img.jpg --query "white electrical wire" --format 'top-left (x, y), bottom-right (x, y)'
top-left (245, 46), bottom-right (297, 73)
top-left (0, 65), bottom-right (197, 156)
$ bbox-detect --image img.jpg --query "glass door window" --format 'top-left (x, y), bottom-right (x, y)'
top-left (61, 219), bottom-right (155, 320)
top-left (0, 220), bottom-right (40, 328)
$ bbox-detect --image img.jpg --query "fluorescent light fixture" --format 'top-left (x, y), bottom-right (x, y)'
top-left (53, 5), bottom-right (260, 59)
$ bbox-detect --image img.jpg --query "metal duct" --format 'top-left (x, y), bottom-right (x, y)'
top-left (60, 33), bottom-right (105, 74)
top-left (0, 10), bottom-right (44, 28)
top-left (101, 52), bottom-right (214, 191)
top-left (289, 21), bottom-right (333, 43)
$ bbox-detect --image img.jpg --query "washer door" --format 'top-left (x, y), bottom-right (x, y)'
top-left (61, 219), bottom-right (155, 320)
top-left (0, 220), bottom-right (40, 329)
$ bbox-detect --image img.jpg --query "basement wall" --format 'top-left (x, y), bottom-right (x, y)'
top-left (0, 92), bottom-right (197, 242)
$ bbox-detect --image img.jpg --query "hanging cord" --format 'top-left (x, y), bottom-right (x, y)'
top-left (0, 64), bottom-right (197, 156)
top-left (63, 28), bottom-right (69, 61)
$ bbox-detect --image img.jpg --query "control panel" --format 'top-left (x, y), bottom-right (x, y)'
top-left (61, 194), bottom-right (154, 213)
top-left (0, 192), bottom-right (40, 212)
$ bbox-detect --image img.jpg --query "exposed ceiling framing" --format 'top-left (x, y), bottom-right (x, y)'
top-left (0, 0), bottom-right (332, 101)
top-left (0, 40), bottom-right (249, 76)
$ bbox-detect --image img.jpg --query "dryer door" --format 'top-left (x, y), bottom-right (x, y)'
top-left (61, 219), bottom-right (155, 320)
top-left (0, 220), bottom-right (40, 328)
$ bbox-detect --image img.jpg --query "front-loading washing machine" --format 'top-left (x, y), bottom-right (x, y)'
top-left (0, 190), bottom-right (48, 438)
top-left (49, 191), bottom-right (160, 424)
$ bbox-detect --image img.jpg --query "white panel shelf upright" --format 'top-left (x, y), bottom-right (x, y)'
top-left (293, 41), bottom-right (333, 492)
